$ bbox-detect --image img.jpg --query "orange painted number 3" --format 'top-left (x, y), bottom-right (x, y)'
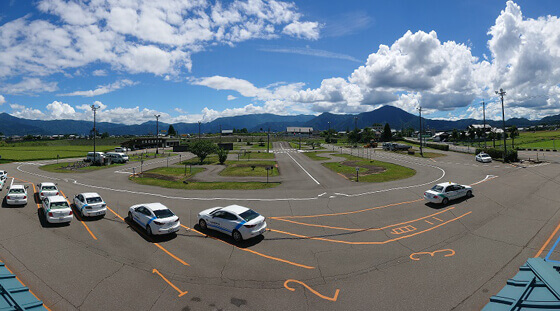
top-left (284, 279), bottom-right (340, 302)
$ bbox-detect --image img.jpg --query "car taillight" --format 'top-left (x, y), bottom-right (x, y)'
top-left (434, 195), bottom-right (439, 199)
top-left (244, 224), bottom-right (257, 228)
top-left (40, 192), bottom-right (44, 196)
top-left (69, 211), bottom-right (73, 215)
top-left (48, 212), bottom-right (53, 217)
top-left (23, 196), bottom-right (26, 199)
top-left (6, 196), bottom-right (10, 200)
top-left (56, 192), bottom-right (59, 195)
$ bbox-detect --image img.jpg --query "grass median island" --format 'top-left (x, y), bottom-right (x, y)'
top-left (236, 151), bottom-right (275, 159)
top-left (180, 154), bottom-right (220, 165)
top-left (130, 165), bottom-right (279, 190)
top-left (39, 161), bottom-right (125, 173)
top-left (323, 154), bottom-right (416, 182)
top-left (303, 151), bottom-right (332, 161)
top-left (393, 149), bottom-right (446, 158)
top-left (220, 160), bottom-right (278, 177)
top-left (128, 152), bottom-right (177, 162)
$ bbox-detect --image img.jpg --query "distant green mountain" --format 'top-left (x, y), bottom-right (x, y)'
top-left (0, 106), bottom-right (553, 136)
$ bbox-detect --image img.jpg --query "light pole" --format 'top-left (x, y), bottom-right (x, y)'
top-left (91, 104), bottom-right (99, 164)
top-left (495, 88), bottom-right (507, 161)
top-left (354, 116), bottom-right (358, 131)
top-left (154, 114), bottom-right (160, 154)
top-left (482, 100), bottom-right (487, 149)
top-left (417, 106), bottom-right (423, 157)
top-left (267, 127), bottom-right (270, 153)
top-left (198, 121), bottom-right (201, 140)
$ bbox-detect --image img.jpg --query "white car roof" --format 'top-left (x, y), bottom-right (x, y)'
top-left (220, 204), bottom-right (250, 215)
top-left (47, 195), bottom-right (67, 203)
top-left (435, 182), bottom-right (458, 187)
top-left (9, 185), bottom-right (25, 190)
top-left (40, 182), bottom-right (56, 187)
top-left (81, 192), bottom-right (101, 199)
top-left (141, 203), bottom-right (169, 211)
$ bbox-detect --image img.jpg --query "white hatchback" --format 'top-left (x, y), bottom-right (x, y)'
top-left (73, 193), bottom-right (107, 217)
top-left (6, 185), bottom-right (28, 206)
top-left (424, 182), bottom-right (473, 205)
top-left (128, 203), bottom-right (180, 235)
top-left (37, 182), bottom-right (59, 198)
top-left (198, 205), bottom-right (267, 242)
top-left (42, 195), bottom-right (73, 224)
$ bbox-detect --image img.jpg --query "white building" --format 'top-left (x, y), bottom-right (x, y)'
top-left (287, 127), bottom-right (313, 134)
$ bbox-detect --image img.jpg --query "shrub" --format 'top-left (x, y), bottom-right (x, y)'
top-left (426, 143), bottom-right (449, 151)
top-left (217, 148), bottom-right (228, 164)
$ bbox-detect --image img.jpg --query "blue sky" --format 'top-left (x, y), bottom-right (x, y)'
top-left (1, 0), bottom-right (560, 124)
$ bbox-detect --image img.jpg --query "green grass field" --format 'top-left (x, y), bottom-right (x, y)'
top-left (180, 154), bottom-right (220, 165)
top-left (220, 160), bottom-right (278, 177)
top-left (128, 152), bottom-right (177, 162)
top-left (142, 166), bottom-right (205, 178)
top-left (0, 145), bottom-right (117, 162)
top-left (39, 161), bottom-right (125, 173)
top-left (236, 151), bottom-right (275, 159)
top-left (303, 151), bottom-right (332, 161)
top-left (323, 154), bottom-right (416, 182)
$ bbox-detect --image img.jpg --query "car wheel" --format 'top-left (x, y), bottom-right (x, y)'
top-left (466, 190), bottom-right (472, 197)
top-left (147, 224), bottom-right (153, 236)
top-left (232, 230), bottom-right (243, 242)
top-left (442, 198), bottom-right (449, 205)
top-left (199, 219), bottom-right (207, 230)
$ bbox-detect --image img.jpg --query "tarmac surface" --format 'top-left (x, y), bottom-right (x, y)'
top-left (1, 142), bottom-right (560, 310)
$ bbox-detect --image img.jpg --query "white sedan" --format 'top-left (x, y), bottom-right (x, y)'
top-left (37, 182), bottom-right (59, 198)
top-left (73, 193), bottom-right (107, 217)
top-left (475, 152), bottom-right (492, 163)
top-left (6, 185), bottom-right (28, 206)
top-left (128, 203), bottom-right (180, 235)
top-left (0, 170), bottom-right (7, 180)
top-left (0, 176), bottom-right (5, 191)
top-left (42, 195), bottom-right (73, 224)
top-left (198, 205), bottom-right (267, 242)
top-left (424, 182), bottom-right (473, 205)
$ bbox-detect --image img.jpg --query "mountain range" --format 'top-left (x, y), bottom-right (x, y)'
top-left (0, 105), bottom-right (554, 136)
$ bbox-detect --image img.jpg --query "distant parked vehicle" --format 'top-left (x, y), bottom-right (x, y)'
top-left (86, 152), bottom-right (105, 163)
top-left (382, 142), bottom-right (412, 151)
top-left (73, 192), bottom-right (107, 217)
top-left (105, 152), bottom-right (129, 163)
top-left (6, 185), bottom-right (28, 206)
top-left (475, 152), bottom-right (492, 163)
top-left (42, 195), bottom-right (73, 224)
top-left (115, 147), bottom-right (129, 152)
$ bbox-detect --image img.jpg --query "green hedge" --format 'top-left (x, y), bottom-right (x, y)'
top-left (426, 143), bottom-right (449, 151)
top-left (476, 148), bottom-right (518, 162)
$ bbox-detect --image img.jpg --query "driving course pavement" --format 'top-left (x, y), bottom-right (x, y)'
top-left (1, 142), bottom-right (560, 310)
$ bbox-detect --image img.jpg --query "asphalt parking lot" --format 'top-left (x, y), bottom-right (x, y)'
top-left (1, 142), bottom-right (560, 310)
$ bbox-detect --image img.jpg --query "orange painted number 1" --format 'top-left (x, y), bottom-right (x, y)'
top-left (284, 279), bottom-right (339, 302)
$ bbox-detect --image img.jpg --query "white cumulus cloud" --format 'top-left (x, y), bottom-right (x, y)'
top-left (59, 79), bottom-right (137, 97)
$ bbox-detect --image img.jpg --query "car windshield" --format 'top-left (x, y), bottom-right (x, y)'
top-left (154, 209), bottom-right (175, 218)
top-left (50, 201), bottom-right (69, 209)
top-left (431, 185), bottom-right (444, 192)
top-left (42, 186), bottom-right (57, 191)
top-left (240, 209), bottom-right (260, 222)
top-left (86, 197), bottom-right (103, 204)
top-left (9, 189), bottom-right (25, 194)
top-left (480, 153), bottom-right (489, 157)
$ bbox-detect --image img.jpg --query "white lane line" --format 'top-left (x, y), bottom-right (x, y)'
top-left (470, 175), bottom-right (498, 186)
top-left (10, 177), bottom-right (14, 188)
top-left (285, 151), bottom-right (320, 185)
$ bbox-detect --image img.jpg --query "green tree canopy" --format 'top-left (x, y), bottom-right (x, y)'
top-left (168, 125), bottom-right (177, 136)
top-left (189, 140), bottom-right (217, 164)
top-left (381, 123), bottom-right (392, 142)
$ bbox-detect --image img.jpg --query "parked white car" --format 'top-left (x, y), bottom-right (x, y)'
top-left (475, 152), bottom-right (492, 163)
top-left (86, 152), bottom-right (105, 163)
top-left (128, 203), bottom-right (180, 235)
top-left (115, 147), bottom-right (129, 152)
top-left (73, 192), bottom-right (107, 217)
top-left (6, 185), bottom-right (28, 206)
top-left (424, 182), bottom-right (473, 205)
top-left (0, 170), bottom-right (7, 179)
top-left (37, 182), bottom-right (59, 198)
top-left (0, 176), bottom-right (5, 191)
top-left (105, 152), bottom-right (129, 163)
top-left (197, 205), bottom-right (267, 242)
top-left (42, 195), bottom-right (73, 224)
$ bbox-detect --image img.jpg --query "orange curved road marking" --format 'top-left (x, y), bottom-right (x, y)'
top-left (284, 279), bottom-right (339, 302)
top-left (409, 249), bottom-right (455, 261)
top-left (270, 199), bottom-right (423, 219)
top-left (271, 208), bottom-right (454, 232)
top-left (269, 211), bottom-right (472, 245)
top-left (181, 225), bottom-right (314, 269)
top-left (60, 190), bottom-right (98, 240)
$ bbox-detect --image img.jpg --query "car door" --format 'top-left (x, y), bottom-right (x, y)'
top-left (132, 206), bottom-right (148, 226)
top-left (209, 211), bottom-right (228, 233)
top-left (74, 194), bottom-right (84, 210)
top-left (455, 185), bottom-right (466, 198)
top-left (221, 212), bottom-right (241, 234)
top-left (42, 197), bottom-right (49, 213)
top-left (443, 186), bottom-right (456, 200)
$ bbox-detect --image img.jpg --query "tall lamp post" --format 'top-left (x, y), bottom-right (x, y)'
top-left (495, 89), bottom-right (507, 161)
top-left (417, 106), bottom-right (423, 157)
top-left (91, 104), bottom-right (99, 164)
top-left (481, 100), bottom-right (487, 149)
top-left (154, 114), bottom-right (160, 154)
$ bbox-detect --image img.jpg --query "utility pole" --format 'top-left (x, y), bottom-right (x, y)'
top-left (482, 100), bottom-right (487, 149)
top-left (91, 104), bottom-right (99, 164)
top-left (354, 116), bottom-right (358, 131)
top-left (154, 114), bottom-right (160, 154)
top-left (417, 107), bottom-right (423, 157)
top-left (267, 127), bottom-right (270, 153)
top-left (198, 121), bottom-right (201, 140)
top-left (495, 88), bottom-right (507, 161)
